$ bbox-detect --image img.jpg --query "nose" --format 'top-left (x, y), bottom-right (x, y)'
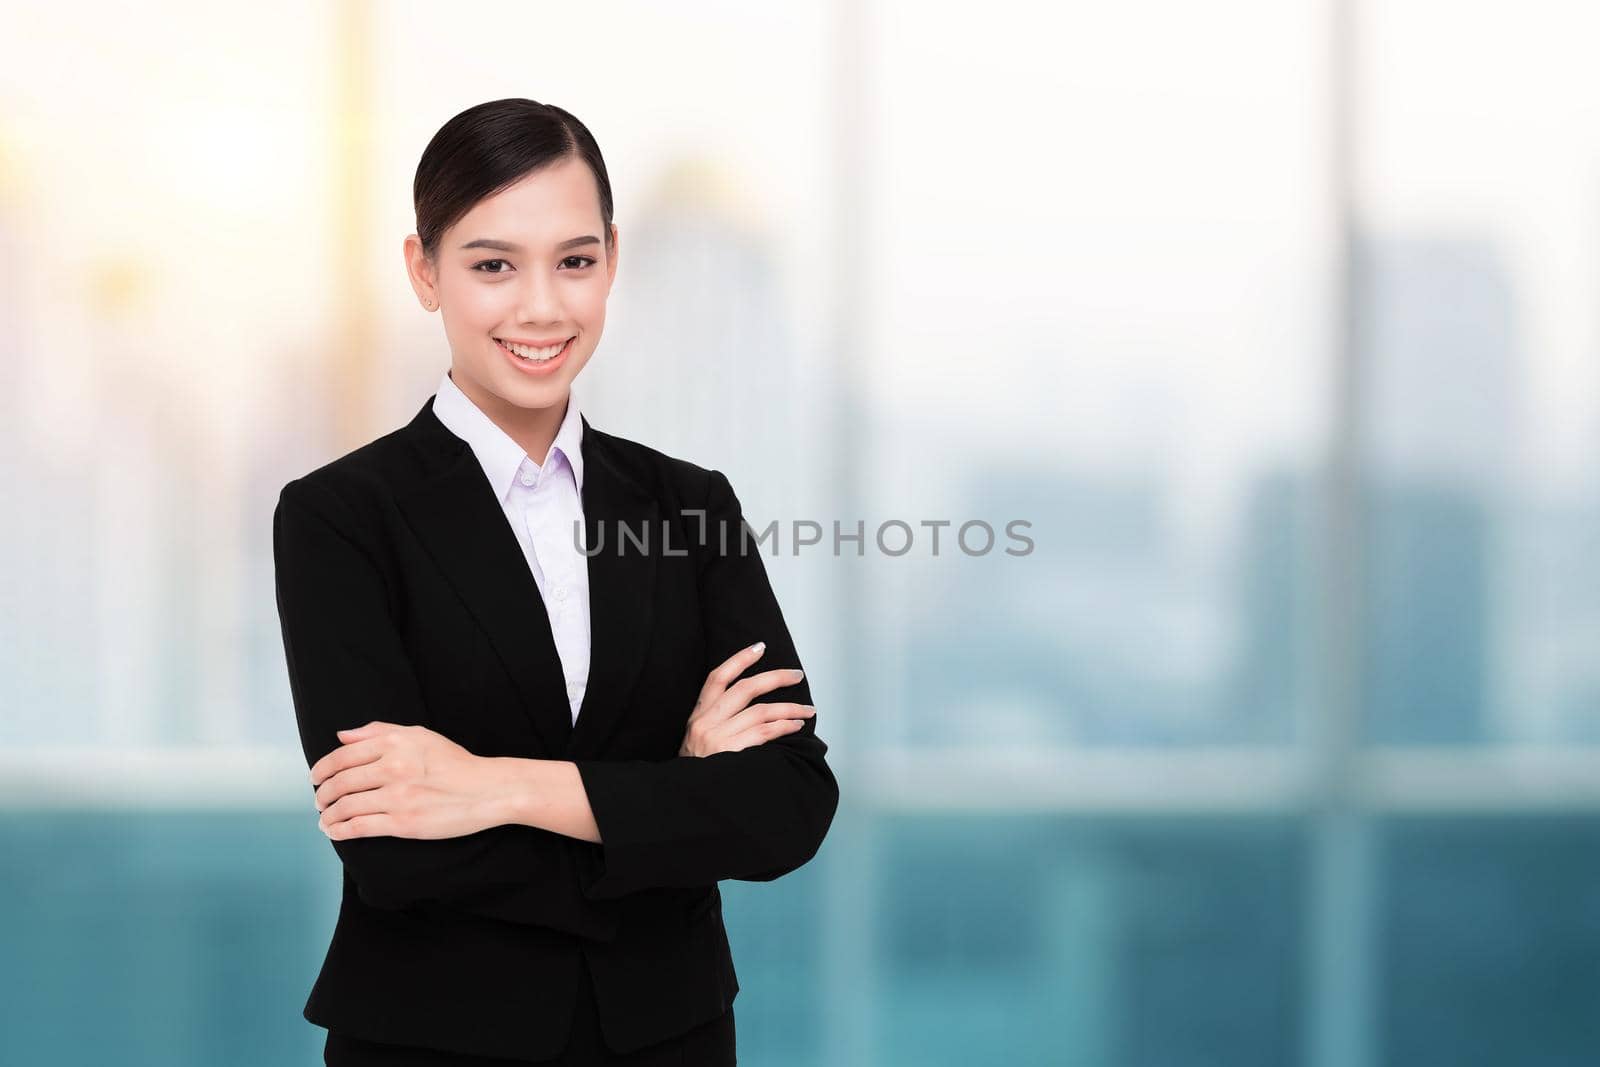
top-left (514, 272), bottom-right (564, 327)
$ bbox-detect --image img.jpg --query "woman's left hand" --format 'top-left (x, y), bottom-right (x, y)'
top-left (310, 721), bottom-right (509, 841)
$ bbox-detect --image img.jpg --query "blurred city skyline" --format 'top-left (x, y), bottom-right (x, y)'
top-left (5, 2), bottom-right (1600, 1064)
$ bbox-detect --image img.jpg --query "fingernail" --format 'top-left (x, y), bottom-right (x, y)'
top-left (749, 641), bottom-right (765, 654)
top-left (790, 669), bottom-right (805, 679)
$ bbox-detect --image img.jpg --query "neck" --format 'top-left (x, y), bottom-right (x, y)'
top-left (450, 368), bottom-right (569, 464)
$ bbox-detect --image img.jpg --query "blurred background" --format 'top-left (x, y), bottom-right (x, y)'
top-left (3, 0), bottom-right (1600, 1064)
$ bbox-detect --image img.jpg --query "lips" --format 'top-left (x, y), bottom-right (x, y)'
top-left (495, 336), bottom-right (572, 348)
top-left (496, 336), bottom-right (573, 361)
top-left (496, 334), bottom-right (574, 374)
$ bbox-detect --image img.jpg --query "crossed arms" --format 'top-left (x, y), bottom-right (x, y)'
top-left (273, 467), bottom-right (839, 925)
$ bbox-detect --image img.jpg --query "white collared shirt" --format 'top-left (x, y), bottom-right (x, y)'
top-left (431, 368), bottom-right (591, 724)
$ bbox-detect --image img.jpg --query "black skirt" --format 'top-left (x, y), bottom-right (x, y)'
top-left (322, 952), bottom-right (736, 1066)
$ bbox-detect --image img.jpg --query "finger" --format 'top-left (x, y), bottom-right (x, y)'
top-left (315, 761), bottom-right (387, 811)
top-left (754, 702), bottom-right (815, 723)
top-left (320, 784), bottom-right (382, 828)
top-left (728, 701), bottom-right (813, 726)
top-left (722, 716), bottom-right (807, 752)
top-left (323, 778), bottom-right (411, 826)
top-left (309, 737), bottom-right (384, 787)
top-left (309, 737), bottom-right (382, 787)
top-left (727, 667), bottom-right (806, 707)
top-left (324, 812), bottom-right (397, 841)
top-left (337, 721), bottom-right (403, 740)
top-left (699, 641), bottom-right (767, 704)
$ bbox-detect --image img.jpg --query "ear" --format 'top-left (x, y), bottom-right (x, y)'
top-left (403, 234), bottom-right (439, 310)
top-left (606, 223), bottom-right (620, 292)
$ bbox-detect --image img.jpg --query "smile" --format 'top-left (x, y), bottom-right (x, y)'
top-left (496, 336), bottom-right (572, 362)
top-left (495, 335), bottom-right (574, 377)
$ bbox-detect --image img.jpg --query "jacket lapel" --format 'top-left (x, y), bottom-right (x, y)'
top-left (567, 414), bottom-right (659, 759)
top-left (394, 397), bottom-right (657, 760)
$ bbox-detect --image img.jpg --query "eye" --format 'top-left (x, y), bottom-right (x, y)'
top-left (561, 256), bottom-right (597, 270)
top-left (471, 259), bottom-right (511, 274)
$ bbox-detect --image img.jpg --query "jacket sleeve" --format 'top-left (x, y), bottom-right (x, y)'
top-left (570, 468), bottom-right (841, 900)
top-left (273, 476), bottom-right (616, 938)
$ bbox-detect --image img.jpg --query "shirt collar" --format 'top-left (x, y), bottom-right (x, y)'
top-left (432, 368), bottom-right (586, 501)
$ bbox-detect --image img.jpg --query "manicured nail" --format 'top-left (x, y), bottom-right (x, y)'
top-left (749, 641), bottom-right (765, 654)
top-left (790, 669), bottom-right (805, 679)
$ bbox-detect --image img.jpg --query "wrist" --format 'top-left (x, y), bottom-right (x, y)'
top-left (482, 755), bottom-right (546, 829)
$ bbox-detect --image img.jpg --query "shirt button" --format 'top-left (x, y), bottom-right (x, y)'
top-left (555, 587), bottom-right (567, 601)
top-left (520, 470), bottom-right (536, 487)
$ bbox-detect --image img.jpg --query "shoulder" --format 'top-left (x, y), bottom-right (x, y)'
top-left (584, 424), bottom-right (739, 514)
top-left (275, 412), bottom-right (746, 533)
top-left (276, 422), bottom-right (422, 533)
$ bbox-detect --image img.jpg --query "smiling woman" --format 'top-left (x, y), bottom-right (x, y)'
top-left (402, 112), bottom-right (617, 432)
top-left (274, 98), bottom-right (837, 1066)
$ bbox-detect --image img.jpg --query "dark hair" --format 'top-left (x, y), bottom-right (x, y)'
top-left (413, 98), bottom-right (614, 264)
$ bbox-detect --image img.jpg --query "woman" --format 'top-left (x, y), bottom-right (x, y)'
top-left (273, 98), bottom-right (839, 1065)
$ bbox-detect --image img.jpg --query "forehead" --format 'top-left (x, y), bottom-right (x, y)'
top-left (452, 157), bottom-right (603, 243)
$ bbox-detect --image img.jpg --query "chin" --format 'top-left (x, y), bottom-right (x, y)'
top-left (499, 365), bottom-right (578, 401)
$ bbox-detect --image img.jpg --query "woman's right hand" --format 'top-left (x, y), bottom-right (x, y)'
top-left (679, 642), bottom-right (815, 757)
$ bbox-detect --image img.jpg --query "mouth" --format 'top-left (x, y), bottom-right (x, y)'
top-left (494, 335), bottom-right (574, 374)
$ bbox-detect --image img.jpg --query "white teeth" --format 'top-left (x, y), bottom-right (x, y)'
top-left (500, 338), bottom-right (568, 362)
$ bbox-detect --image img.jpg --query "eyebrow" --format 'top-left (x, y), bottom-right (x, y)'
top-left (459, 235), bottom-right (601, 253)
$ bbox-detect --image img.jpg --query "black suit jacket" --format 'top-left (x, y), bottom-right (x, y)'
top-left (272, 393), bottom-right (839, 1059)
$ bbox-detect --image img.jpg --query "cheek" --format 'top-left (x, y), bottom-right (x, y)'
top-left (450, 284), bottom-right (509, 329)
top-left (573, 285), bottom-right (608, 327)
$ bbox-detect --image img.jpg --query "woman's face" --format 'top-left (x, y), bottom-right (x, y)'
top-left (407, 156), bottom-right (618, 416)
